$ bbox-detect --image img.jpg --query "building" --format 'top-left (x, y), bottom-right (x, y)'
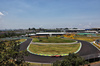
top-left (36, 32), bottom-right (66, 37)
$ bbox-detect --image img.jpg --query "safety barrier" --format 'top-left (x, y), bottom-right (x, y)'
top-left (91, 41), bottom-right (100, 50)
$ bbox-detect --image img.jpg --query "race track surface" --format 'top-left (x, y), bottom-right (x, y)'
top-left (77, 40), bottom-right (100, 56)
top-left (20, 39), bottom-right (100, 63)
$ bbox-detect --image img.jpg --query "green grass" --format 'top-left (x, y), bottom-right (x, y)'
top-left (32, 37), bottom-right (75, 43)
top-left (16, 39), bottom-right (26, 42)
top-left (74, 36), bottom-right (100, 42)
top-left (32, 38), bottom-right (40, 42)
top-left (96, 34), bottom-right (100, 36)
top-left (29, 63), bottom-right (52, 66)
top-left (29, 43), bottom-right (80, 55)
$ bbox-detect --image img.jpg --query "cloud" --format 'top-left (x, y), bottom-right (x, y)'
top-left (3, 11), bottom-right (8, 15)
top-left (0, 12), bottom-right (4, 16)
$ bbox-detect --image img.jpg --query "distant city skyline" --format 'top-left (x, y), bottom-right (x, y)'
top-left (0, 0), bottom-right (100, 29)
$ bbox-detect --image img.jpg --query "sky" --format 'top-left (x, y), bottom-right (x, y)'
top-left (0, 0), bottom-right (100, 29)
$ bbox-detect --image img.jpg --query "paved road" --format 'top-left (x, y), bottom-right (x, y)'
top-left (20, 39), bottom-right (100, 63)
top-left (77, 40), bottom-right (100, 56)
top-left (20, 39), bottom-right (63, 63)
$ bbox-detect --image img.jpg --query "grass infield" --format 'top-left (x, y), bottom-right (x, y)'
top-left (29, 43), bottom-right (80, 55)
top-left (32, 37), bottom-right (75, 43)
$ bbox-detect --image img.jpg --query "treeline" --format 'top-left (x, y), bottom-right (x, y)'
top-left (0, 32), bottom-right (23, 38)
top-left (28, 28), bottom-right (61, 32)
top-left (53, 53), bottom-right (90, 66)
top-left (0, 40), bottom-right (29, 66)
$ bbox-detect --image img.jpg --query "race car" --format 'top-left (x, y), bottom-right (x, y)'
top-left (51, 55), bottom-right (62, 57)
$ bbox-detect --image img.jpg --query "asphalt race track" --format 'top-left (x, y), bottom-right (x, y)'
top-left (77, 40), bottom-right (100, 56)
top-left (19, 39), bottom-right (100, 63)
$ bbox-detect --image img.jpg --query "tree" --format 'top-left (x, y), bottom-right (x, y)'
top-left (73, 28), bottom-right (77, 29)
top-left (0, 40), bottom-right (29, 66)
top-left (28, 28), bottom-right (31, 30)
top-left (32, 27), bottom-right (36, 30)
top-left (0, 32), bottom-right (22, 38)
top-left (53, 60), bottom-right (61, 66)
top-left (53, 53), bottom-right (89, 66)
top-left (65, 28), bottom-right (69, 29)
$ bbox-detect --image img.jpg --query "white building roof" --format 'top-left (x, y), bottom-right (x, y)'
top-left (36, 32), bottom-right (66, 35)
